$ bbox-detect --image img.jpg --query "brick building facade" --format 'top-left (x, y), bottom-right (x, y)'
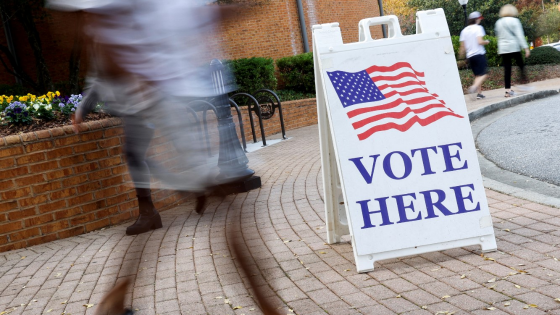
top-left (0, 0), bottom-right (383, 86)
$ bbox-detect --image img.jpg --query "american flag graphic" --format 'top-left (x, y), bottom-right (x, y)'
top-left (327, 62), bottom-right (464, 141)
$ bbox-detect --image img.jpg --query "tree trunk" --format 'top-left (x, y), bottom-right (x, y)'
top-left (15, 1), bottom-right (54, 93)
top-left (68, 35), bottom-right (82, 94)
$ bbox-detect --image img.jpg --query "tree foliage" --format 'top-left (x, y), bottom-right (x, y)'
top-left (384, 0), bottom-right (558, 42)
top-left (536, 4), bottom-right (560, 40)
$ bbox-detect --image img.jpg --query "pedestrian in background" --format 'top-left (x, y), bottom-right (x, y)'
top-left (495, 4), bottom-right (531, 98)
top-left (459, 11), bottom-right (489, 100)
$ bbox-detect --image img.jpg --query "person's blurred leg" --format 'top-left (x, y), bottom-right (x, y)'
top-left (502, 53), bottom-right (513, 90)
top-left (513, 51), bottom-right (527, 84)
top-left (121, 115), bottom-right (163, 235)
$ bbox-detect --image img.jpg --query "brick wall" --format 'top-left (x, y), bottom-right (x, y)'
top-left (0, 118), bottom-right (189, 253)
top-left (0, 1), bottom-right (382, 86)
top-left (0, 98), bottom-right (318, 252)
top-left (237, 98), bottom-right (318, 143)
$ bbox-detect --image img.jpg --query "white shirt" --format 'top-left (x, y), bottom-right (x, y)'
top-left (495, 17), bottom-right (529, 54)
top-left (460, 24), bottom-right (486, 58)
top-left (48, 0), bottom-right (230, 98)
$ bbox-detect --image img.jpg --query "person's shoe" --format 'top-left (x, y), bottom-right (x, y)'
top-left (93, 279), bottom-right (134, 315)
top-left (126, 191), bottom-right (162, 235)
top-left (476, 93), bottom-right (486, 99)
top-left (517, 85), bottom-right (535, 92)
top-left (467, 86), bottom-right (477, 100)
top-left (195, 193), bottom-right (207, 214)
top-left (505, 90), bottom-right (514, 97)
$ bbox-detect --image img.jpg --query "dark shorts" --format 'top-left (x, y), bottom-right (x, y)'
top-left (468, 54), bottom-right (488, 76)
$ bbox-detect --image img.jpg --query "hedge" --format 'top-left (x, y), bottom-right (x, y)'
top-left (226, 57), bottom-right (277, 95)
top-left (526, 46), bottom-right (560, 65)
top-left (276, 52), bottom-right (315, 93)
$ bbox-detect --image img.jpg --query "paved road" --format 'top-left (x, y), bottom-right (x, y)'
top-left (4, 125), bottom-right (560, 314)
top-left (477, 94), bottom-right (560, 186)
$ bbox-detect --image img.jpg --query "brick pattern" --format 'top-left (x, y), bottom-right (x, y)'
top-left (0, 1), bottom-right (382, 86)
top-left (2, 125), bottom-right (560, 315)
top-left (0, 99), bottom-right (318, 252)
top-left (237, 98), bottom-right (318, 143)
top-left (0, 118), bottom-right (188, 253)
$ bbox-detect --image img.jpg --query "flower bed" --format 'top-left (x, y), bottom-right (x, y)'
top-left (0, 91), bottom-right (111, 137)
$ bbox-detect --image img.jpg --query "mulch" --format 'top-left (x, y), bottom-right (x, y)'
top-left (0, 112), bottom-right (112, 137)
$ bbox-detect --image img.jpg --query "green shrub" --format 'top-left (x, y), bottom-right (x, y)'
top-left (275, 89), bottom-right (316, 102)
top-left (227, 57), bottom-right (277, 94)
top-left (451, 35), bottom-right (461, 61)
top-left (452, 35), bottom-right (500, 67)
top-left (484, 36), bottom-right (500, 67)
top-left (526, 46), bottom-right (560, 65)
top-left (276, 52), bottom-right (314, 93)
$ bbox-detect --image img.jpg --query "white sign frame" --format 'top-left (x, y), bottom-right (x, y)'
top-left (314, 10), bottom-right (497, 273)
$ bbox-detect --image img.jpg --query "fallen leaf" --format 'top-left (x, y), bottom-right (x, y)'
top-left (83, 304), bottom-right (94, 308)
top-left (441, 295), bottom-right (450, 299)
top-left (460, 275), bottom-right (466, 279)
top-left (215, 296), bottom-right (223, 299)
top-left (527, 304), bottom-right (537, 308)
top-left (523, 305), bottom-right (529, 309)
top-left (61, 300), bottom-right (67, 304)
top-left (283, 240), bottom-right (291, 243)
top-left (20, 256), bottom-right (25, 260)
top-left (484, 257), bottom-right (496, 261)
top-left (46, 310), bottom-right (53, 313)
top-left (431, 268), bottom-right (440, 271)
top-left (421, 306), bottom-right (427, 309)
top-left (555, 298), bottom-right (560, 302)
top-left (503, 229), bottom-right (510, 232)
top-left (489, 284), bottom-right (497, 289)
top-left (288, 309), bottom-right (294, 313)
top-left (233, 306), bottom-right (242, 310)
top-left (224, 299), bottom-right (230, 304)
top-left (249, 308), bottom-right (255, 311)
top-left (319, 251), bottom-right (326, 254)
top-left (504, 301), bottom-right (511, 306)
top-left (396, 294), bottom-right (401, 298)
top-left (514, 285), bottom-right (521, 288)
top-left (487, 278), bottom-right (496, 283)
top-left (486, 307), bottom-right (496, 310)
top-left (344, 269), bottom-right (350, 272)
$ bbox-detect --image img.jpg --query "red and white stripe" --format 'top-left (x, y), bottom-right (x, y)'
top-left (348, 62), bottom-right (463, 140)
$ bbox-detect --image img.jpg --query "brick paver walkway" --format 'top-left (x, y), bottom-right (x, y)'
top-left (3, 80), bottom-right (560, 315)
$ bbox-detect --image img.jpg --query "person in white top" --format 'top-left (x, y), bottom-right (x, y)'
top-left (459, 11), bottom-right (490, 100)
top-left (495, 4), bottom-right (531, 97)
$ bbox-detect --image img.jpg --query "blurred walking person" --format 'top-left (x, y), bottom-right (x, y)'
top-left (495, 4), bottom-right (531, 97)
top-left (47, 0), bottom-right (247, 237)
top-left (459, 11), bottom-right (490, 100)
top-left (47, 1), bottom-right (247, 314)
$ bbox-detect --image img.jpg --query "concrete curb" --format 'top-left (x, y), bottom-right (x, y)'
top-left (482, 176), bottom-right (560, 209)
top-left (468, 89), bottom-right (560, 121)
